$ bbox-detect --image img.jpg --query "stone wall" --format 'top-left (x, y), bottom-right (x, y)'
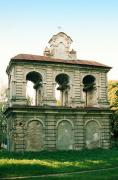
top-left (6, 107), bottom-right (111, 152)
top-left (8, 62), bottom-right (109, 109)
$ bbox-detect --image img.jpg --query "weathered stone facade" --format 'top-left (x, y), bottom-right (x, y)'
top-left (4, 32), bottom-right (112, 151)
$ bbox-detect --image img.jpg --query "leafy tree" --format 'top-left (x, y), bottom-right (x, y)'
top-left (108, 80), bottom-right (118, 146)
top-left (0, 84), bottom-right (7, 149)
top-left (26, 95), bottom-right (33, 105)
top-left (108, 80), bottom-right (118, 110)
top-left (0, 103), bottom-right (7, 149)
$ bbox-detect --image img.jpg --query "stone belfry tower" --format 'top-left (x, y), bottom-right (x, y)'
top-left (4, 32), bottom-right (112, 152)
top-left (44, 32), bottom-right (77, 60)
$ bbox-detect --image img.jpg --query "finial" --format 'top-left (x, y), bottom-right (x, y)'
top-left (57, 26), bottom-right (62, 31)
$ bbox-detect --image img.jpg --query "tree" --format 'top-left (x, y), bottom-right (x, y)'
top-left (0, 84), bottom-right (7, 149)
top-left (108, 80), bottom-right (118, 110)
top-left (108, 80), bottom-right (118, 146)
top-left (26, 95), bottom-right (33, 105)
top-left (0, 103), bottom-right (7, 149)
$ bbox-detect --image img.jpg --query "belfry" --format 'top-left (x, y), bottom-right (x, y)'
top-left (4, 32), bottom-right (112, 151)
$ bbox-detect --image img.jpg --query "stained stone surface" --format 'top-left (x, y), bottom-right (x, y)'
top-left (85, 121), bottom-right (100, 149)
top-left (57, 121), bottom-right (73, 150)
top-left (26, 120), bottom-right (44, 151)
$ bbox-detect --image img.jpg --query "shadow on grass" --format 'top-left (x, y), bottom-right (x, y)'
top-left (1, 148), bottom-right (118, 160)
top-left (0, 163), bottom-right (55, 178)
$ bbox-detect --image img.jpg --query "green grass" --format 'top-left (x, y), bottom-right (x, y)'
top-left (0, 149), bottom-right (118, 179)
top-left (24, 168), bottom-right (118, 180)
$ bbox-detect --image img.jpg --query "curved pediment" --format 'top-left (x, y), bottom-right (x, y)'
top-left (44, 32), bottom-right (77, 60)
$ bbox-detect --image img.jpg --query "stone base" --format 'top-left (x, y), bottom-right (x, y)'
top-left (4, 106), bottom-right (112, 152)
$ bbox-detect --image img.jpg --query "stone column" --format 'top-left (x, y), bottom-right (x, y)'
top-left (45, 114), bottom-right (56, 150)
top-left (43, 68), bottom-right (56, 106)
top-left (99, 72), bottom-right (109, 108)
top-left (101, 115), bottom-right (111, 149)
top-left (74, 114), bottom-right (84, 150)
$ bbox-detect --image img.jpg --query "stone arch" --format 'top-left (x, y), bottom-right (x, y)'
top-left (85, 120), bottom-right (101, 149)
top-left (85, 119), bottom-right (101, 128)
top-left (56, 119), bottom-right (74, 128)
top-left (25, 118), bottom-right (45, 128)
top-left (26, 71), bottom-right (43, 106)
top-left (82, 74), bottom-right (97, 107)
top-left (25, 119), bottom-right (45, 151)
top-left (25, 69), bottom-right (44, 79)
top-left (55, 73), bottom-right (70, 106)
top-left (56, 119), bottom-right (74, 150)
top-left (54, 72), bottom-right (72, 83)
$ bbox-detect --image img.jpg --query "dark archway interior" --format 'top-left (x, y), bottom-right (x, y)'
top-left (55, 73), bottom-right (70, 106)
top-left (83, 75), bottom-right (96, 92)
top-left (26, 71), bottom-right (43, 106)
top-left (26, 71), bottom-right (42, 89)
top-left (55, 73), bottom-right (69, 91)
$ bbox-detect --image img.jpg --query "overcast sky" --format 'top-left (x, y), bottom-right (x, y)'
top-left (0, 0), bottom-right (118, 87)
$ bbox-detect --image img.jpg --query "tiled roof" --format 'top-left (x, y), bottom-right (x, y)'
top-left (11, 54), bottom-right (111, 68)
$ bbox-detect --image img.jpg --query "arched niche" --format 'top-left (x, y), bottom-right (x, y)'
top-left (82, 75), bottom-right (97, 107)
top-left (85, 120), bottom-right (101, 149)
top-left (55, 73), bottom-right (70, 106)
top-left (26, 120), bottom-right (44, 151)
top-left (56, 120), bottom-right (73, 150)
top-left (26, 71), bottom-right (43, 106)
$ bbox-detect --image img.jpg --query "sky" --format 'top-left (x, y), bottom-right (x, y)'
top-left (0, 0), bottom-right (118, 88)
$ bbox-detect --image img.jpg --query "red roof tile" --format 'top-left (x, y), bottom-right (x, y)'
top-left (11, 54), bottom-right (111, 68)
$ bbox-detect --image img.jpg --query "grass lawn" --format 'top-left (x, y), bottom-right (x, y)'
top-left (24, 168), bottom-right (118, 180)
top-left (18, 168), bottom-right (118, 180)
top-left (0, 149), bottom-right (118, 179)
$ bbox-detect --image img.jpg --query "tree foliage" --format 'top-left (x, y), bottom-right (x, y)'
top-left (108, 80), bottom-right (118, 110)
top-left (0, 84), bottom-right (7, 149)
top-left (108, 80), bottom-right (118, 143)
top-left (0, 103), bottom-right (7, 149)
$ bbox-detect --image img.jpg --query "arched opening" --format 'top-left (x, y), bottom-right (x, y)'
top-left (83, 75), bottom-right (96, 107)
top-left (56, 120), bottom-right (73, 150)
top-left (85, 121), bottom-right (100, 149)
top-left (55, 73), bottom-right (70, 106)
top-left (26, 71), bottom-right (43, 106)
top-left (26, 120), bottom-right (44, 151)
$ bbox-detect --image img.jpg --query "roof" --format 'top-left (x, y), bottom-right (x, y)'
top-left (10, 54), bottom-right (111, 69)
